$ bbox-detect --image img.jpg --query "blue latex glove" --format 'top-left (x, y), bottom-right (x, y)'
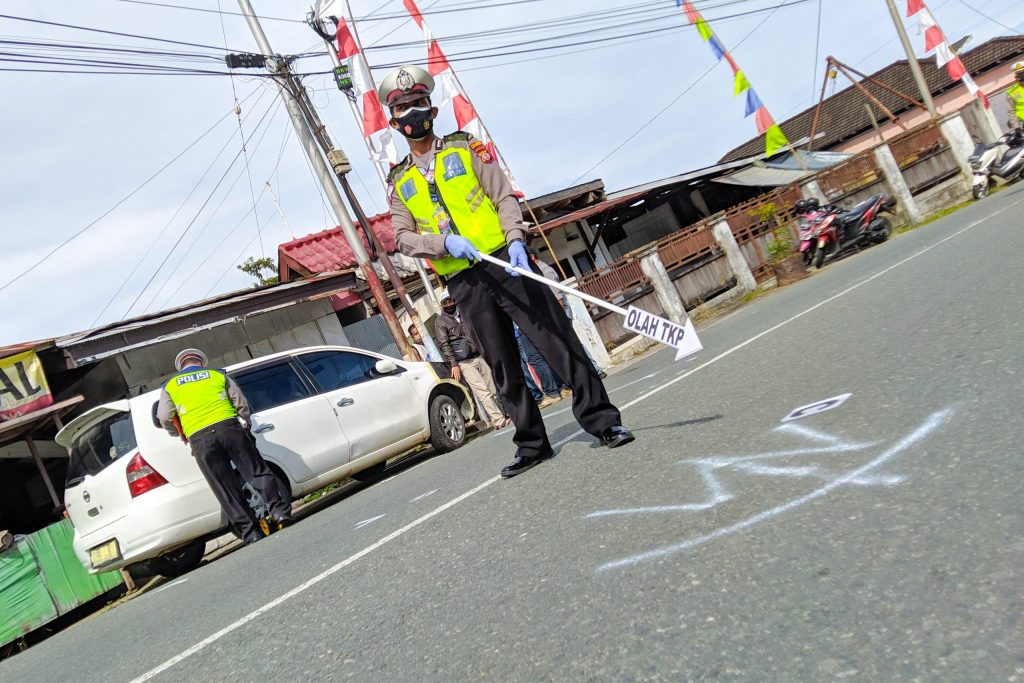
top-left (444, 234), bottom-right (481, 263)
top-left (505, 240), bottom-right (529, 277)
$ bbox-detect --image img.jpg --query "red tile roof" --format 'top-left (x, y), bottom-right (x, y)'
top-left (278, 212), bottom-right (397, 282)
top-left (720, 36), bottom-right (1024, 163)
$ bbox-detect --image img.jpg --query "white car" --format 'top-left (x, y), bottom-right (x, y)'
top-left (57, 346), bottom-right (473, 577)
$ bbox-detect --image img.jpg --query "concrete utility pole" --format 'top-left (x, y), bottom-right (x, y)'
top-left (884, 0), bottom-right (939, 118)
top-left (236, 0), bottom-right (412, 360)
top-left (286, 73), bottom-right (443, 362)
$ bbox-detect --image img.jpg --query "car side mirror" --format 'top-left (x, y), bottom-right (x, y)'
top-left (374, 359), bottom-right (397, 375)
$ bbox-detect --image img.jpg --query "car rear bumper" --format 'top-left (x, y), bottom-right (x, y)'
top-left (73, 480), bottom-right (224, 573)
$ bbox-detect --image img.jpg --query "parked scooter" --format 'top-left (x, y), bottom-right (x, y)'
top-left (805, 194), bottom-right (896, 269)
top-left (795, 197), bottom-right (830, 266)
top-left (969, 128), bottom-right (1024, 199)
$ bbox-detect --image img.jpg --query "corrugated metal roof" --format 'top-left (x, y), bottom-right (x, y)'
top-left (720, 36), bottom-right (1024, 163)
top-left (532, 192), bottom-right (648, 233)
top-left (278, 212), bottom-right (396, 280)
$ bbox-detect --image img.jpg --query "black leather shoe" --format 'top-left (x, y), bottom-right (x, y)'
top-left (536, 448), bottom-right (555, 462)
top-left (600, 425), bottom-right (635, 448)
top-left (501, 454), bottom-right (541, 478)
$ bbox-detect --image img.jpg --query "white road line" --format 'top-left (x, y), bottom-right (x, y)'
top-left (354, 514), bottom-right (386, 529)
top-left (150, 578), bottom-right (189, 596)
top-left (129, 477), bottom-right (500, 683)
top-left (130, 203), bottom-right (1012, 682)
top-left (409, 489), bottom-right (439, 503)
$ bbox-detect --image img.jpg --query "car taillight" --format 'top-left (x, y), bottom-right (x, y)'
top-left (126, 452), bottom-right (168, 498)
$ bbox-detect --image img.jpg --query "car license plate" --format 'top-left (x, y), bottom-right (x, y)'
top-left (89, 539), bottom-right (122, 568)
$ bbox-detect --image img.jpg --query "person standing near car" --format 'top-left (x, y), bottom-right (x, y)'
top-left (434, 297), bottom-right (510, 431)
top-left (1006, 62), bottom-right (1024, 130)
top-left (380, 65), bottom-right (633, 479)
top-left (157, 348), bottom-right (292, 545)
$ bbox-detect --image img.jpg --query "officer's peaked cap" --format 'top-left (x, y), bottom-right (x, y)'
top-left (378, 65), bottom-right (434, 108)
top-left (174, 348), bottom-right (208, 371)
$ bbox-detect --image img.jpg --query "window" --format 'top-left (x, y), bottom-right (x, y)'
top-left (65, 412), bottom-right (138, 486)
top-left (298, 351), bottom-right (379, 393)
top-left (232, 361), bottom-right (312, 413)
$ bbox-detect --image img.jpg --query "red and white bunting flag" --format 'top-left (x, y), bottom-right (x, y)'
top-left (905, 0), bottom-right (989, 108)
top-left (334, 16), bottom-right (399, 172)
top-left (402, 0), bottom-right (523, 195)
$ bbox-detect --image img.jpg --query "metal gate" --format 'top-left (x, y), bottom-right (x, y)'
top-left (343, 315), bottom-right (400, 359)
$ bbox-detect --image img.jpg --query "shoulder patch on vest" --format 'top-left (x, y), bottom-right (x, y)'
top-left (443, 131), bottom-right (471, 143)
top-left (386, 156), bottom-right (413, 184)
top-left (399, 178), bottom-right (418, 201)
top-left (441, 153), bottom-right (467, 180)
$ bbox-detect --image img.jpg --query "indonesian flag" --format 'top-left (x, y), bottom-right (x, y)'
top-left (402, 0), bottom-right (524, 195)
top-left (905, 0), bottom-right (989, 108)
top-left (333, 16), bottom-right (399, 172)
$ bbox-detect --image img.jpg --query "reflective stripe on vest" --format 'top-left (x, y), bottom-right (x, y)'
top-left (164, 369), bottom-right (237, 438)
top-left (395, 143), bottom-right (506, 276)
top-left (1010, 84), bottom-right (1024, 122)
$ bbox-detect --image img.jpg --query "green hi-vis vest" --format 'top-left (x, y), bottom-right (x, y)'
top-left (164, 368), bottom-right (237, 439)
top-left (1010, 83), bottom-right (1024, 122)
top-left (390, 133), bottom-right (506, 276)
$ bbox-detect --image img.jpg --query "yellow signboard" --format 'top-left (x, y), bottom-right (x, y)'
top-left (0, 351), bottom-right (53, 422)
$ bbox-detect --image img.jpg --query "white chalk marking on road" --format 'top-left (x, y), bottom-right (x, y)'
top-left (354, 514), bottom-right (386, 530)
top-left (775, 422), bottom-right (851, 445)
top-left (409, 489), bottom-right (438, 503)
top-left (130, 201), bottom-right (1009, 680)
top-left (150, 578), bottom-right (189, 596)
top-left (596, 409), bottom-right (951, 572)
top-left (781, 393), bottom-right (852, 422)
top-left (129, 476), bottom-right (500, 683)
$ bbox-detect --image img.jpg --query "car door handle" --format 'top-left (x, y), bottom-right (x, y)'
top-left (251, 423), bottom-right (275, 434)
top-left (336, 398), bottom-right (355, 407)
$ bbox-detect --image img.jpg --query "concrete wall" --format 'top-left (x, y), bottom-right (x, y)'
top-left (914, 175), bottom-right (971, 216)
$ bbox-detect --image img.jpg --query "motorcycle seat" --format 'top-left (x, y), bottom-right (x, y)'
top-left (840, 200), bottom-right (875, 223)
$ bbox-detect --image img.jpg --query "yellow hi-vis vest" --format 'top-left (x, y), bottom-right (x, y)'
top-left (390, 133), bottom-right (506, 277)
top-left (1009, 83), bottom-right (1024, 122)
top-left (164, 368), bottom-right (237, 438)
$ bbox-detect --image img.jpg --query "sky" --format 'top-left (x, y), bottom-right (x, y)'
top-left (1, 0), bottom-right (1023, 347)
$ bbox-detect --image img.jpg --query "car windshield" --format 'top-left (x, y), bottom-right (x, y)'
top-left (65, 412), bottom-right (138, 487)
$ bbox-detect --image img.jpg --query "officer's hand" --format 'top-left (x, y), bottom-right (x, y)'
top-left (444, 235), bottom-right (481, 263)
top-left (450, 365), bottom-right (463, 382)
top-left (505, 240), bottom-right (529, 277)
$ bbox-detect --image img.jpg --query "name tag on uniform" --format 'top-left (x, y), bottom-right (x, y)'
top-left (400, 179), bottom-right (417, 201)
top-left (442, 154), bottom-right (467, 181)
top-left (176, 371), bottom-right (211, 385)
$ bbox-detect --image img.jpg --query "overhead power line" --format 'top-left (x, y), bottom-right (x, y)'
top-left (0, 86), bottom-right (265, 295)
top-left (953, 0), bottom-right (1023, 35)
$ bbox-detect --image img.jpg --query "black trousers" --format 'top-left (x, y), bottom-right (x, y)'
top-left (189, 419), bottom-right (291, 540)
top-left (447, 246), bottom-right (621, 458)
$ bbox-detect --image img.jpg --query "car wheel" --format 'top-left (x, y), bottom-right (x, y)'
top-left (428, 394), bottom-right (466, 453)
top-left (146, 539), bottom-right (205, 578)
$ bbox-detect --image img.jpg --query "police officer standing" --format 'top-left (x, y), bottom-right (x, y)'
top-left (157, 348), bottom-right (292, 543)
top-left (1007, 62), bottom-right (1024, 130)
top-left (380, 65), bottom-right (634, 478)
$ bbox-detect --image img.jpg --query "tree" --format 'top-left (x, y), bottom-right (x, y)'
top-left (238, 256), bottom-right (279, 287)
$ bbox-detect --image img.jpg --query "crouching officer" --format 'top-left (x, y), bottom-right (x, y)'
top-left (157, 348), bottom-right (292, 544)
top-left (379, 65), bottom-right (634, 479)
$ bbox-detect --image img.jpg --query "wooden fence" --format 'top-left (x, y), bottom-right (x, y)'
top-left (815, 149), bottom-right (884, 201)
top-left (574, 258), bottom-right (650, 307)
top-left (724, 184), bottom-right (803, 283)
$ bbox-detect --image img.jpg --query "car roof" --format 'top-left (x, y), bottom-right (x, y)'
top-left (221, 344), bottom-right (387, 372)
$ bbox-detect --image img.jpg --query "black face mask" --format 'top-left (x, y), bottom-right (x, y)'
top-left (395, 107), bottom-right (433, 140)
top-left (442, 305), bottom-right (457, 315)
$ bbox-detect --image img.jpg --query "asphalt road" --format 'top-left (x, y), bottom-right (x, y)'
top-left (4, 187), bottom-right (1023, 683)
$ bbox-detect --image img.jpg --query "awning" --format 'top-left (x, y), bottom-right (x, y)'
top-left (0, 396), bottom-right (85, 451)
top-left (714, 150), bottom-right (852, 187)
top-left (532, 191), bottom-right (648, 234)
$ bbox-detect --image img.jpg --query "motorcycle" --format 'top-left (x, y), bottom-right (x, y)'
top-left (969, 128), bottom-right (1024, 199)
top-left (810, 194), bottom-right (896, 269)
top-left (797, 206), bottom-right (832, 266)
